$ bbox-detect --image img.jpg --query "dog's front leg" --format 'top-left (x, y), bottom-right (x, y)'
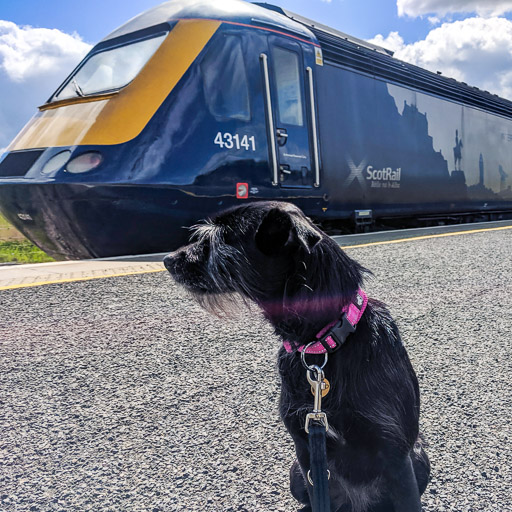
top-left (384, 454), bottom-right (422, 512)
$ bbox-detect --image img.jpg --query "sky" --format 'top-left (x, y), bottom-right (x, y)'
top-left (1, 0), bottom-right (512, 150)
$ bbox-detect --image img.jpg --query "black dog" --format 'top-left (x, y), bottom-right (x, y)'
top-left (164, 201), bottom-right (430, 512)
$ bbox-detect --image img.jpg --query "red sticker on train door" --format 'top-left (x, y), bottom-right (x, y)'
top-left (236, 183), bottom-right (249, 199)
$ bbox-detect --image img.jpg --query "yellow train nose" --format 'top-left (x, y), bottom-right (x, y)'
top-left (7, 19), bottom-right (221, 152)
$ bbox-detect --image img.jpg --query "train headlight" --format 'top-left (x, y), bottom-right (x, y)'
top-left (41, 150), bottom-right (71, 174)
top-left (66, 152), bottom-right (103, 174)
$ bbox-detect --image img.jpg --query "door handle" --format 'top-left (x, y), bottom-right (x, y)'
top-left (276, 128), bottom-right (288, 145)
top-left (260, 53), bottom-right (278, 186)
top-left (306, 67), bottom-right (320, 187)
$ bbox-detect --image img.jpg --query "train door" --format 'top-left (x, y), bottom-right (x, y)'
top-left (261, 37), bottom-right (319, 188)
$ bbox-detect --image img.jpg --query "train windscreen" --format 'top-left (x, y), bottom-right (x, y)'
top-left (52, 32), bottom-right (168, 101)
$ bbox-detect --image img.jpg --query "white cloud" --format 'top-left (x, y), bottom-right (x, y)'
top-left (371, 31), bottom-right (405, 54)
top-left (0, 21), bottom-right (91, 149)
top-left (397, 0), bottom-right (512, 18)
top-left (369, 17), bottom-right (512, 100)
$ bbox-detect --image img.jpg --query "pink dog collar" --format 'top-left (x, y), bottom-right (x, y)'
top-left (283, 289), bottom-right (368, 354)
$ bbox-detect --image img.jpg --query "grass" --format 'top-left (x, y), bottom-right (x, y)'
top-left (0, 240), bottom-right (55, 264)
top-left (0, 214), bottom-right (55, 264)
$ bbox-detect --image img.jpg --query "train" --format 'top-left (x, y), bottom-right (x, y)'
top-left (1, 0), bottom-right (512, 259)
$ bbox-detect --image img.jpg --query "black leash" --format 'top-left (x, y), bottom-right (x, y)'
top-left (292, 297), bottom-right (366, 512)
top-left (308, 422), bottom-right (331, 512)
top-left (302, 350), bottom-right (331, 512)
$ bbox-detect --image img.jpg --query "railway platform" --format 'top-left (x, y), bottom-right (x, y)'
top-left (1, 219), bottom-right (512, 291)
top-left (0, 221), bottom-right (511, 511)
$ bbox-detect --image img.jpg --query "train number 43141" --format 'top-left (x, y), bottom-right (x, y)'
top-left (214, 132), bottom-right (256, 151)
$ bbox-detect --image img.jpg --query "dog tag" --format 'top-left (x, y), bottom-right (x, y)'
top-left (311, 378), bottom-right (330, 398)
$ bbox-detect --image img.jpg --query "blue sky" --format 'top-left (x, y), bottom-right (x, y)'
top-left (2, 0), bottom-right (512, 150)
top-left (0, 0), bottom-right (437, 45)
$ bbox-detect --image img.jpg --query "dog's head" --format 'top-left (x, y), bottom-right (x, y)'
top-left (164, 201), bottom-right (320, 296)
top-left (164, 201), bottom-right (365, 331)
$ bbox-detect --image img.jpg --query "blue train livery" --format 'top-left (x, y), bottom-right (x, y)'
top-left (0, 0), bottom-right (511, 258)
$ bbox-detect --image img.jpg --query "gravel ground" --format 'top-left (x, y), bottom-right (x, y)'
top-left (0, 229), bottom-right (511, 511)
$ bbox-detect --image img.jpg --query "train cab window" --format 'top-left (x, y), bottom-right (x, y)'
top-left (200, 35), bottom-right (250, 121)
top-left (53, 32), bottom-right (167, 101)
top-left (272, 47), bottom-right (304, 126)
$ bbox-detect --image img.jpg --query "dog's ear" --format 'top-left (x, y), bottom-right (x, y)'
top-left (255, 207), bottom-right (321, 255)
top-left (293, 214), bottom-right (322, 253)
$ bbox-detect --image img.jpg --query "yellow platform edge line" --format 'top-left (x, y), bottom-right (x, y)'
top-left (341, 224), bottom-right (512, 249)
top-left (0, 268), bottom-right (167, 291)
top-left (2, 224), bottom-right (511, 291)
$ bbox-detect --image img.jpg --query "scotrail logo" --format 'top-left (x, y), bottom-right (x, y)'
top-left (366, 165), bottom-right (401, 189)
top-left (343, 157), bottom-right (401, 190)
top-left (342, 157), bottom-right (368, 188)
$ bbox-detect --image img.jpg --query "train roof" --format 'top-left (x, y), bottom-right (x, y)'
top-left (101, 0), bottom-right (512, 119)
top-left (102, 0), bottom-right (315, 43)
top-left (254, 3), bottom-right (394, 57)
top-left (256, 3), bottom-right (512, 119)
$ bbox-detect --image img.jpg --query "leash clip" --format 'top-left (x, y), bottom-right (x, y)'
top-left (305, 367), bottom-right (329, 433)
top-left (305, 412), bottom-right (329, 434)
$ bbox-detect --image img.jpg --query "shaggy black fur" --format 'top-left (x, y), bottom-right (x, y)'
top-left (164, 201), bottom-right (430, 512)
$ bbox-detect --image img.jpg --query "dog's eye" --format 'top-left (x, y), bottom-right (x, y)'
top-left (200, 241), bottom-right (210, 259)
top-left (220, 227), bottom-right (239, 246)
top-left (186, 240), bottom-right (209, 262)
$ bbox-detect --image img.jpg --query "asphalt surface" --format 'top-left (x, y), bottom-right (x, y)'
top-left (332, 218), bottom-right (512, 247)
top-left (1, 228), bottom-right (511, 511)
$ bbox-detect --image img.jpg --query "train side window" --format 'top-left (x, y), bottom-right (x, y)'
top-left (201, 35), bottom-right (250, 122)
top-left (272, 47), bottom-right (304, 127)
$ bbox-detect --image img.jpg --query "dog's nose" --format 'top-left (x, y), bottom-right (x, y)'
top-left (163, 254), bottom-right (175, 273)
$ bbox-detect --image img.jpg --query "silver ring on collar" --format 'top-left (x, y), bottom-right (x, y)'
top-left (301, 342), bottom-right (328, 372)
